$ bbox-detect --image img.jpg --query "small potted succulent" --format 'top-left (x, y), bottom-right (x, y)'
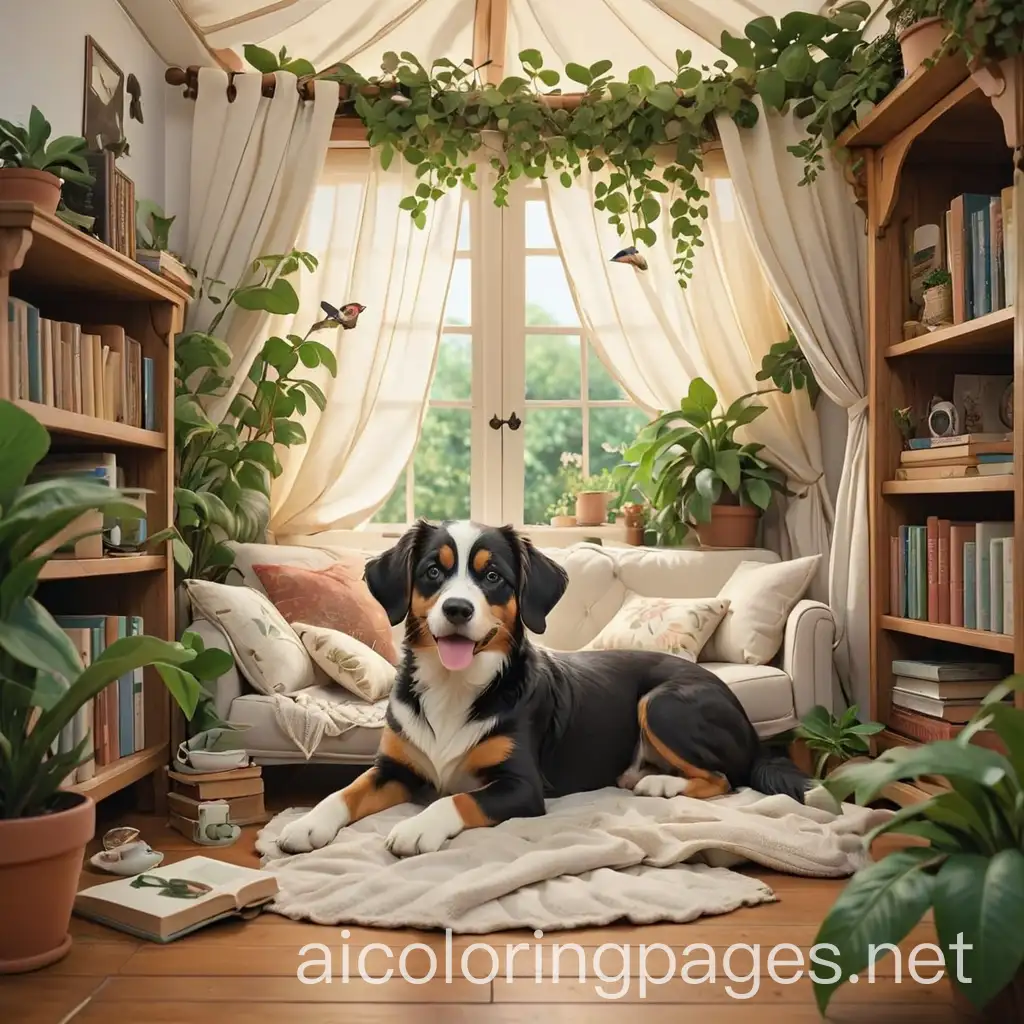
top-left (546, 493), bottom-right (577, 528)
top-left (921, 267), bottom-right (953, 325)
top-left (575, 467), bottom-right (616, 527)
top-left (0, 107), bottom-right (93, 214)
top-left (888, 0), bottom-right (949, 76)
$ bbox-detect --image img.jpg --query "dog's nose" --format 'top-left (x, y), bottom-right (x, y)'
top-left (442, 598), bottom-right (474, 625)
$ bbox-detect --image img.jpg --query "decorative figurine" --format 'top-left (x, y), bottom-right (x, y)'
top-left (610, 246), bottom-right (648, 271)
top-left (89, 826), bottom-right (165, 876)
top-left (313, 301), bottom-right (366, 332)
top-left (192, 801), bottom-right (241, 847)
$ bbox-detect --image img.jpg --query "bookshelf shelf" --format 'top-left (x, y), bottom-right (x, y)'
top-left (68, 743), bottom-right (170, 804)
top-left (886, 306), bottom-right (1015, 358)
top-left (14, 401), bottom-right (166, 448)
top-left (881, 615), bottom-right (1015, 654)
top-left (39, 555), bottom-right (167, 580)
top-left (882, 476), bottom-right (1014, 495)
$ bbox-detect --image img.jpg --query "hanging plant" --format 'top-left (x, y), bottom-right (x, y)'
top-left (756, 329), bottom-right (821, 408)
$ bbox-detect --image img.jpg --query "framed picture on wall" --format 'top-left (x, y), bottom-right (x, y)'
top-left (83, 36), bottom-right (125, 152)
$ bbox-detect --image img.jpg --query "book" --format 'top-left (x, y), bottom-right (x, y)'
top-left (975, 523), bottom-right (1013, 631)
top-left (116, 617), bottom-right (134, 758)
top-left (900, 441), bottom-right (1012, 464)
top-left (937, 518), bottom-right (950, 624)
top-left (964, 541), bottom-right (977, 628)
top-left (890, 659), bottom-right (1004, 682)
top-left (41, 319), bottom-right (54, 406)
top-left (83, 324), bottom-right (128, 422)
top-left (167, 791), bottom-right (269, 827)
top-left (55, 616), bottom-right (109, 767)
top-left (907, 433), bottom-right (1010, 449)
top-left (892, 689), bottom-right (1006, 723)
top-left (170, 775), bottom-right (265, 801)
top-left (1003, 185), bottom-right (1016, 306)
top-left (136, 249), bottom-right (193, 291)
top-left (889, 535), bottom-right (899, 618)
top-left (949, 523), bottom-right (973, 627)
top-left (81, 332), bottom-right (96, 418)
top-left (990, 538), bottom-right (1005, 633)
top-left (889, 706), bottom-right (962, 743)
top-left (61, 627), bottom-right (93, 784)
top-left (73, 856), bottom-right (277, 942)
top-left (142, 357), bottom-right (155, 430)
top-left (894, 675), bottom-right (1002, 701)
top-left (912, 525), bottom-right (927, 619)
top-left (130, 615), bottom-right (145, 751)
top-left (949, 194), bottom-right (968, 323)
top-left (894, 463), bottom-right (1013, 480)
top-left (897, 525), bottom-right (908, 617)
top-left (971, 203), bottom-right (990, 317)
top-left (926, 516), bottom-right (939, 622)
top-left (1003, 537), bottom-right (1014, 637)
top-left (991, 196), bottom-right (1005, 310)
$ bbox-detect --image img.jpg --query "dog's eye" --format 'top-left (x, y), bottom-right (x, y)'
top-left (425, 566), bottom-right (441, 581)
top-left (484, 570), bottom-right (500, 584)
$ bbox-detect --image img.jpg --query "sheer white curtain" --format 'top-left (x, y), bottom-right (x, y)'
top-left (269, 149), bottom-right (461, 538)
top-left (717, 100), bottom-right (868, 708)
top-left (544, 151), bottom-right (832, 600)
top-left (186, 68), bottom-right (339, 420)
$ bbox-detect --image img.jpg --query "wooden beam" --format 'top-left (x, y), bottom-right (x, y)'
top-left (487, 0), bottom-right (507, 85)
top-left (473, 0), bottom-right (491, 69)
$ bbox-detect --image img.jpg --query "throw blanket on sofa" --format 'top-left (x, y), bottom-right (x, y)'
top-left (271, 685), bottom-right (387, 759)
top-left (256, 788), bottom-right (887, 932)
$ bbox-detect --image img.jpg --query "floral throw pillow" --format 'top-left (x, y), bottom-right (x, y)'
top-left (584, 593), bottom-right (731, 661)
top-left (295, 623), bottom-right (395, 702)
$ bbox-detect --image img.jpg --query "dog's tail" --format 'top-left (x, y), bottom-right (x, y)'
top-left (748, 748), bottom-right (813, 803)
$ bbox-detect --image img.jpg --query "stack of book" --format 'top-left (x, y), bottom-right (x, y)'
top-left (946, 188), bottom-right (1016, 321)
top-left (56, 615), bottom-right (147, 785)
top-left (889, 660), bottom-right (1006, 741)
top-left (4, 297), bottom-right (155, 428)
top-left (890, 517), bottom-right (1013, 635)
top-left (135, 249), bottom-right (194, 293)
top-left (895, 433), bottom-right (1012, 481)
top-left (167, 765), bottom-right (268, 833)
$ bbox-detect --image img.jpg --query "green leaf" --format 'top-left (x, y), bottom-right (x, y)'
top-left (239, 440), bottom-right (283, 477)
top-left (745, 16), bottom-right (778, 46)
top-left (694, 467), bottom-right (721, 503)
top-left (233, 278), bottom-right (300, 316)
top-left (303, 341), bottom-right (337, 376)
top-left (647, 84), bottom-right (678, 112)
top-left (519, 49), bottom-right (543, 70)
top-left (756, 68), bottom-right (787, 110)
top-left (0, 400), bottom-right (50, 507)
top-left (719, 32), bottom-right (756, 69)
top-left (778, 43), bottom-right (812, 82)
top-left (744, 476), bottom-right (772, 509)
top-left (813, 849), bottom-right (937, 1013)
top-left (0, 597), bottom-right (83, 683)
top-left (715, 449), bottom-right (742, 493)
top-left (261, 336), bottom-right (293, 371)
top-left (565, 63), bottom-right (593, 86)
top-left (154, 663), bottom-right (201, 720)
top-left (686, 377), bottom-right (718, 414)
top-left (933, 851), bottom-right (1024, 1008)
top-left (537, 69), bottom-right (560, 88)
top-left (244, 44), bottom-right (280, 73)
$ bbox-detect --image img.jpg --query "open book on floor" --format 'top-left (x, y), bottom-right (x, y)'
top-left (74, 856), bottom-right (278, 942)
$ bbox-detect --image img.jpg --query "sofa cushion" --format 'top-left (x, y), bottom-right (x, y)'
top-left (702, 555), bottom-right (822, 666)
top-left (185, 579), bottom-right (314, 696)
top-left (704, 662), bottom-right (797, 735)
top-left (296, 622), bottom-right (395, 702)
top-left (584, 594), bottom-right (729, 660)
top-left (253, 560), bottom-right (399, 664)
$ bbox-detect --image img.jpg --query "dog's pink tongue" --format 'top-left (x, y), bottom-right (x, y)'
top-left (437, 635), bottom-right (476, 670)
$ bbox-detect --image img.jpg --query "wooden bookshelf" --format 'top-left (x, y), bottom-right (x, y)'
top-left (854, 54), bottom-right (1024, 745)
top-left (0, 203), bottom-right (185, 810)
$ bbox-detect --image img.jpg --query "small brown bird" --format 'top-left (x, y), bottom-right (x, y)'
top-left (312, 300), bottom-right (366, 332)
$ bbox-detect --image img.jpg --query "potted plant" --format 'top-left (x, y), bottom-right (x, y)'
top-left (921, 267), bottom-right (953, 325)
top-left (793, 705), bottom-right (884, 780)
top-left (544, 452), bottom-right (583, 527)
top-left (546, 493), bottom-right (577, 528)
top-left (0, 107), bottom-right (93, 214)
top-left (893, 405), bottom-right (918, 450)
top-left (0, 401), bottom-right (229, 973)
top-left (888, 0), bottom-right (950, 76)
top-left (813, 676), bottom-right (1024, 1020)
top-left (575, 467), bottom-right (616, 527)
top-left (135, 200), bottom-right (194, 291)
top-left (613, 378), bottom-right (792, 548)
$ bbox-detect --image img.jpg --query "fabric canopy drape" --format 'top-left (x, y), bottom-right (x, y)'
top-left (269, 148), bottom-right (461, 538)
top-left (185, 68), bottom-right (339, 420)
top-left (544, 151), bottom-right (833, 603)
top-left (717, 99), bottom-right (869, 709)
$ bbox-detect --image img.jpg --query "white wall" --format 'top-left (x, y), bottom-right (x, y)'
top-left (0, 0), bottom-right (189, 235)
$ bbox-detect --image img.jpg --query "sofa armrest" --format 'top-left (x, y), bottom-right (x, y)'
top-left (189, 617), bottom-right (245, 723)
top-left (783, 599), bottom-right (835, 718)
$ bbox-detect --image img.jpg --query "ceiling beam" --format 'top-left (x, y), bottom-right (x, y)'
top-left (473, 0), bottom-right (508, 85)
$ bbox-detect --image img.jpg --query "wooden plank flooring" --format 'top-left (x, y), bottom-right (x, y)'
top-left (0, 793), bottom-right (974, 1024)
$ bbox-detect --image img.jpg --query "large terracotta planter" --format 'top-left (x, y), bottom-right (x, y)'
top-left (0, 793), bottom-right (95, 974)
top-left (693, 504), bottom-right (759, 548)
top-left (898, 17), bottom-right (947, 77)
top-left (0, 168), bottom-right (62, 214)
top-left (574, 491), bottom-right (611, 527)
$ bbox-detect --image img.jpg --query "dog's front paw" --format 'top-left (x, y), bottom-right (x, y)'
top-left (385, 797), bottom-right (464, 857)
top-left (277, 797), bottom-right (351, 853)
top-left (633, 774), bottom-right (692, 799)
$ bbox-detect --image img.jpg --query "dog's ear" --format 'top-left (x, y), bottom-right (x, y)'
top-left (364, 521), bottom-right (428, 626)
top-left (504, 528), bottom-right (568, 634)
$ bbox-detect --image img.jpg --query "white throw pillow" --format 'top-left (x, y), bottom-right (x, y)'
top-left (295, 623), bottom-right (395, 702)
top-left (185, 580), bottom-right (314, 696)
top-left (701, 555), bottom-right (821, 665)
top-left (584, 594), bottom-right (729, 661)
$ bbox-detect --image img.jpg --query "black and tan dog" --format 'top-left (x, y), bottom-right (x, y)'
top-left (277, 521), bottom-right (818, 856)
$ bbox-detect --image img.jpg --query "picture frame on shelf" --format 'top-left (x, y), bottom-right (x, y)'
top-left (83, 36), bottom-right (125, 154)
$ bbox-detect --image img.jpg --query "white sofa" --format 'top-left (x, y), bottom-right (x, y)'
top-left (189, 541), bottom-right (836, 765)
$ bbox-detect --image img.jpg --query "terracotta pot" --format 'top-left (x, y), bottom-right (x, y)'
top-left (693, 504), bottom-right (760, 548)
top-left (574, 491), bottom-right (611, 527)
top-left (0, 168), bottom-right (62, 214)
top-left (953, 967), bottom-right (1024, 1021)
top-left (0, 793), bottom-right (95, 974)
top-left (549, 515), bottom-right (577, 527)
top-left (898, 17), bottom-right (948, 77)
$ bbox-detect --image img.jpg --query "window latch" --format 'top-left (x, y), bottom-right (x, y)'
top-left (489, 412), bottom-right (522, 431)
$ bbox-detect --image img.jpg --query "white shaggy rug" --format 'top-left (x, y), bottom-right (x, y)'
top-left (255, 788), bottom-right (887, 933)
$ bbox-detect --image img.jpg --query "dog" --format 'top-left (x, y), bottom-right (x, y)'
top-left (277, 520), bottom-right (817, 856)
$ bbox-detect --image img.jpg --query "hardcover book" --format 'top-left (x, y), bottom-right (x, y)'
top-left (975, 523), bottom-right (1013, 631)
top-left (890, 659), bottom-right (1003, 682)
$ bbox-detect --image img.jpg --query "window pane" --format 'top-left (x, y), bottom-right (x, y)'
top-left (456, 200), bottom-right (470, 250)
top-left (525, 334), bottom-right (580, 400)
top-left (431, 334), bottom-right (472, 400)
top-left (370, 473), bottom-right (408, 524)
top-left (525, 200), bottom-right (555, 248)
top-left (523, 407), bottom-right (583, 526)
top-left (444, 258), bottom-right (471, 327)
top-left (589, 406), bottom-right (651, 476)
top-left (588, 343), bottom-right (627, 400)
top-left (526, 256), bottom-right (579, 326)
top-left (413, 407), bottom-right (471, 521)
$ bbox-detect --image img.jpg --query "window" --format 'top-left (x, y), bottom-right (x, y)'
top-left (372, 179), bottom-right (647, 527)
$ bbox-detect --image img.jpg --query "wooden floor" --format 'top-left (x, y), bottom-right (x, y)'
top-left (0, 776), bottom-right (973, 1024)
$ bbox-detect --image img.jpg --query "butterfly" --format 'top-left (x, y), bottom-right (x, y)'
top-left (313, 301), bottom-right (366, 332)
top-left (610, 246), bottom-right (648, 271)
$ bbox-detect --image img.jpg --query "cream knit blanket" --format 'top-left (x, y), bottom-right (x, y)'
top-left (256, 787), bottom-right (887, 932)
top-left (271, 685), bottom-right (387, 759)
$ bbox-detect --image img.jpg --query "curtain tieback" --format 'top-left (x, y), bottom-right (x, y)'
top-left (847, 395), bottom-right (869, 420)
